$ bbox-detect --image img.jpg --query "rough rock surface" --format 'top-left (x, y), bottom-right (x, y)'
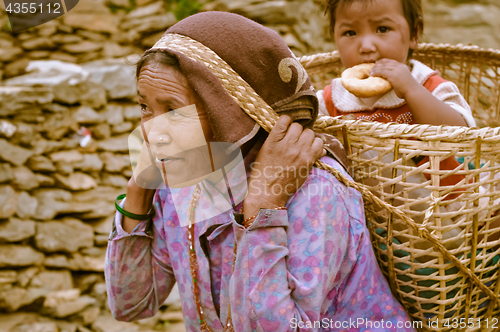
top-left (0, 218), bottom-right (36, 242)
top-left (16, 192), bottom-right (39, 219)
top-left (423, 0), bottom-right (500, 49)
top-left (35, 218), bottom-right (94, 253)
top-left (0, 185), bottom-right (17, 219)
top-left (0, 139), bottom-right (34, 166)
top-left (0, 245), bottom-right (45, 268)
top-left (54, 172), bottom-right (98, 191)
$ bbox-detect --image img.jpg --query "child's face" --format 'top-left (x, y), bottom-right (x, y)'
top-left (334, 0), bottom-right (418, 68)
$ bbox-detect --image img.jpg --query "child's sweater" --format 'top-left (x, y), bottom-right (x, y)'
top-left (318, 59), bottom-right (475, 127)
top-left (318, 60), bottom-right (475, 198)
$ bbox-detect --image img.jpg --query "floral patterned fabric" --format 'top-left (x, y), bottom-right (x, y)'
top-left (105, 151), bottom-right (415, 331)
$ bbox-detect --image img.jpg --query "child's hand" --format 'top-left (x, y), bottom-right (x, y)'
top-left (370, 59), bottom-right (419, 99)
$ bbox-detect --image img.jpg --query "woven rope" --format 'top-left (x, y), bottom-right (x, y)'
top-left (152, 36), bottom-right (500, 330)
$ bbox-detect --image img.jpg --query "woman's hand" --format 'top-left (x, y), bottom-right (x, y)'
top-left (122, 178), bottom-right (157, 234)
top-left (122, 139), bottom-right (161, 234)
top-left (132, 140), bottom-right (164, 190)
top-left (244, 115), bottom-right (326, 218)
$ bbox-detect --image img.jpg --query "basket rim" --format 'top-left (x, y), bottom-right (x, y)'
top-left (314, 116), bottom-right (500, 143)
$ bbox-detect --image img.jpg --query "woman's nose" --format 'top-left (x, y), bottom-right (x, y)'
top-left (145, 114), bottom-right (173, 146)
top-left (149, 130), bottom-right (172, 146)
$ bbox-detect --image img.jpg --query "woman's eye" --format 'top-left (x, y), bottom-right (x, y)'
top-left (377, 27), bottom-right (390, 33)
top-left (140, 104), bottom-right (151, 115)
top-left (168, 109), bottom-right (186, 118)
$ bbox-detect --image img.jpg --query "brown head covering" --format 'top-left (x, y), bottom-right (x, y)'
top-left (144, 11), bottom-right (349, 170)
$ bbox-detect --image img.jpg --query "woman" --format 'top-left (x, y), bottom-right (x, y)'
top-left (105, 11), bottom-right (415, 332)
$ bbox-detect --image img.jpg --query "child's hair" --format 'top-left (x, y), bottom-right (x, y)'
top-left (325, 0), bottom-right (423, 56)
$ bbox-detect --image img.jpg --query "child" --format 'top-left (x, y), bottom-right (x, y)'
top-left (318, 0), bottom-right (479, 251)
top-left (318, 0), bottom-right (475, 128)
top-left (318, 0), bottom-right (478, 198)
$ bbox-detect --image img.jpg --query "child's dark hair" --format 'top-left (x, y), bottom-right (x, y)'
top-left (325, 0), bottom-right (423, 56)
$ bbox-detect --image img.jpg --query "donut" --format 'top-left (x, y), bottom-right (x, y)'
top-left (341, 63), bottom-right (392, 98)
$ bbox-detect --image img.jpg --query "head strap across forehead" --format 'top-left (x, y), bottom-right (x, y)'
top-left (150, 33), bottom-right (278, 133)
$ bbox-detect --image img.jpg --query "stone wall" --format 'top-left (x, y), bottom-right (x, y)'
top-left (1, 0), bottom-right (500, 331)
top-left (2, 0), bottom-right (499, 79)
top-left (0, 59), bottom-right (187, 331)
top-left (423, 0), bottom-right (500, 50)
top-left (0, 0), bottom-right (173, 79)
top-left (2, 0), bottom-right (500, 77)
top-left (0, 0), bottom-right (334, 80)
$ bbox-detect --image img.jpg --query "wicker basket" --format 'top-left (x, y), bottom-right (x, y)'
top-left (299, 43), bottom-right (500, 331)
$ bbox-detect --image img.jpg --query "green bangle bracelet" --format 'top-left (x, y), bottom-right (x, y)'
top-left (115, 194), bottom-right (156, 220)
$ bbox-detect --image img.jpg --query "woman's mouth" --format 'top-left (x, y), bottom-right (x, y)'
top-left (155, 157), bottom-right (183, 168)
top-left (156, 157), bottom-right (180, 162)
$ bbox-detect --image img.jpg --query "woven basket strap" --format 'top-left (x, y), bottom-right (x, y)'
top-left (152, 34), bottom-right (500, 307)
top-left (151, 33), bottom-right (278, 133)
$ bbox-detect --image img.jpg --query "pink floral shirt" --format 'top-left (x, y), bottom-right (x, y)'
top-left (105, 152), bottom-right (415, 331)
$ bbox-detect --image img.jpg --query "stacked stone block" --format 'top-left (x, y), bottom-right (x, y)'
top-left (0, 59), bottom-right (184, 332)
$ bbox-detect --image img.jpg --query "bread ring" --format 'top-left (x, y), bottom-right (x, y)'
top-left (341, 63), bottom-right (392, 98)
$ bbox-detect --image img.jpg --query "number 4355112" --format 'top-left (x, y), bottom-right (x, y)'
top-left (443, 317), bottom-right (498, 329)
top-left (5, 2), bottom-right (61, 14)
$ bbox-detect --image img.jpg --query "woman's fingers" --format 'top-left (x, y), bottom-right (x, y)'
top-left (297, 129), bottom-right (324, 161)
top-left (269, 115), bottom-right (305, 144)
top-left (134, 163), bottom-right (163, 189)
top-left (311, 136), bottom-right (326, 160)
top-left (297, 128), bottom-right (315, 146)
top-left (246, 118), bottom-right (330, 210)
top-left (268, 115), bottom-right (292, 142)
top-left (283, 122), bottom-right (304, 143)
top-left (273, 119), bottom-right (325, 163)
top-left (264, 116), bottom-right (328, 166)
